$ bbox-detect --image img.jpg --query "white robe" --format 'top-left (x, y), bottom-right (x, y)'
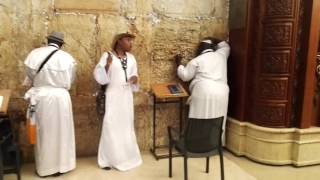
top-left (23, 43), bottom-right (77, 176)
top-left (93, 52), bottom-right (142, 171)
top-left (177, 41), bottom-right (230, 144)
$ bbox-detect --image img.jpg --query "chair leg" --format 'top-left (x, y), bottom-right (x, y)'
top-left (169, 141), bottom-right (172, 178)
top-left (219, 149), bottom-right (224, 180)
top-left (0, 147), bottom-right (3, 180)
top-left (16, 148), bottom-right (21, 180)
top-left (184, 156), bottom-right (188, 180)
top-left (206, 157), bottom-right (209, 173)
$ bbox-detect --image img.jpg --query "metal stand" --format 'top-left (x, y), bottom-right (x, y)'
top-left (0, 140), bottom-right (3, 180)
top-left (150, 95), bottom-right (185, 160)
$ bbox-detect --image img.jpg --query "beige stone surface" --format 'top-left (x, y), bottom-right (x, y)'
top-left (152, 0), bottom-right (218, 18)
top-left (0, 0), bottom-right (230, 160)
top-left (55, 0), bottom-right (120, 12)
top-left (0, 0), bottom-right (51, 96)
top-left (226, 118), bottom-right (320, 166)
top-left (49, 13), bottom-right (98, 96)
top-left (71, 95), bottom-right (101, 156)
top-left (293, 143), bottom-right (320, 166)
top-left (151, 19), bottom-right (200, 84)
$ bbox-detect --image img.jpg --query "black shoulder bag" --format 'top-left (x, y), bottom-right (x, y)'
top-left (96, 84), bottom-right (107, 121)
top-left (96, 53), bottom-right (113, 121)
top-left (36, 49), bottom-right (59, 74)
top-left (31, 49), bottom-right (58, 86)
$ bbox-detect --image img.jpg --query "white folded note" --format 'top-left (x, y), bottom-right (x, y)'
top-left (0, 96), bottom-right (3, 109)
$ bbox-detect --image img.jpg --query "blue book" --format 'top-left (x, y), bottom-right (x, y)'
top-left (167, 84), bottom-right (181, 94)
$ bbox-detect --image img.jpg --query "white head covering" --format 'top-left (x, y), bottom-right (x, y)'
top-left (201, 39), bottom-right (212, 44)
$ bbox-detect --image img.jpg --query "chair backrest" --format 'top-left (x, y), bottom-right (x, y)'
top-left (184, 116), bottom-right (224, 153)
top-left (0, 119), bottom-right (12, 139)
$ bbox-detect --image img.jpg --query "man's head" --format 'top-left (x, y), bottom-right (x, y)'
top-left (47, 31), bottom-right (64, 47)
top-left (196, 37), bottom-right (220, 56)
top-left (113, 33), bottom-right (135, 52)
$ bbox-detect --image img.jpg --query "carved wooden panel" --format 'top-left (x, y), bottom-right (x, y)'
top-left (250, 0), bottom-right (299, 128)
top-left (254, 103), bottom-right (287, 127)
top-left (265, 0), bottom-right (295, 17)
top-left (261, 50), bottom-right (291, 73)
top-left (258, 78), bottom-right (288, 99)
top-left (228, 0), bottom-right (302, 128)
top-left (263, 22), bottom-right (293, 46)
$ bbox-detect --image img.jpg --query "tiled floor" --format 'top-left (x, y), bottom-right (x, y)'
top-left (3, 151), bottom-right (320, 180)
top-left (226, 151), bottom-right (320, 180)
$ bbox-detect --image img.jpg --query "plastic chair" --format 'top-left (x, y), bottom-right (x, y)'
top-left (168, 116), bottom-right (224, 180)
top-left (0, 118), bottom-right (21, 180)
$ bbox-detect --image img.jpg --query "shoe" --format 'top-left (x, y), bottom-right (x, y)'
top-left (35, 171), bottom-right (63, 178)
top-left (52, 172), bottom-right (63, 177)
top-left (103, 167), bottom-right (111, 170)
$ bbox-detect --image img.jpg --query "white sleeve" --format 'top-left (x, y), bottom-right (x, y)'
top-left (177, 59), bottom-right (198, 82)
top-left (22, 66), bottom-right (36, 86)
top-left (93, 52), bottom-right (111, 85)
top-left (216, 41), bottom-right (230, 58)
top-left (130, 56), bottom-right (138, 77)
top-left (70, 61), bottom-right (77, 84)
top-left (129, 55), bottom-right (139, 92)
top-left (22, 76), bottom-right (32, 87)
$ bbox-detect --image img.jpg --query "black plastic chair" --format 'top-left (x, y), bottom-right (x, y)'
top-left (0, 118), bottom-right (21, 180)
top-left (168, 116), bottom-right (224, 180)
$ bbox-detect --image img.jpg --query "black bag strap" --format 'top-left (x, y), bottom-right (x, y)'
top-left (36, 49), bottom-right (59, 74)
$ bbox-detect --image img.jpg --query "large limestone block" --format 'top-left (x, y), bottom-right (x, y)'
top-left (0, 0), bottom-right (51, 93)
top-left (97, 15), bottom-right (128, 53)
top-left (154, 103), bottom-right (181, 146)
top-left (72, 95), bottom-right (100, 156)
top-left (3, 0), bottom-right (51, 55)
top-left (0, 1), bottom-right (14, 38)
top-left (0, 5), bottom-right (15, 88)
top-left (29, 0), bottom-right (53, 44)
top-left (135, 105), bottom-right (152, 150)
top-left (213, 0), bottom-right (229, 18)
top-left (130, 17), bottom-right (153, 90)
top-left (54, 0), bottom-right (120, 12)
top-left (134, 91), bottom-right (152, 106)
top-left (200, 19), bottom-right (229, 39)
top-left (152, 0), bottom-right (220, 18)
top-left (151, 19), bottom-right (200, 84)
top-left (122, 0), bottom-right (152, 17)
top-left (49, 14), bottom-right (97, 95)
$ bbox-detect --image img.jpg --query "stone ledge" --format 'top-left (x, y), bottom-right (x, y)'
top-left (226, 118), bottom-right (320, 166)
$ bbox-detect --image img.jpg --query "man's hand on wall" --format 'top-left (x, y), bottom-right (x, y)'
top-left (175, 54), bottom-right (182, 66)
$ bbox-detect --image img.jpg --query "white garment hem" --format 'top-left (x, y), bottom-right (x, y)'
top-left (37, 164), bottom-right (76, 176)
top-left (99, 159), bottom-right (142, 172)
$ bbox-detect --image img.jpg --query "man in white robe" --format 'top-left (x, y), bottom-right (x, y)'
top-left (93, 33), bottom-right (142, 171)
top-left (176, 38), bottom-right (230, 145)
top-left (23, 31), bottom-right (77, 177)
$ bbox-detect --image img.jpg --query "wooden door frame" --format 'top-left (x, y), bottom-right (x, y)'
top-left (300, 0), bottom-right (320, 128)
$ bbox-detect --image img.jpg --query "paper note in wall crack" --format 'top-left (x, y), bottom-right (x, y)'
top-left (0, 96), bottom-right (3, 109)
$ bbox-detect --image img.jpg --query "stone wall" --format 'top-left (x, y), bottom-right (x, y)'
top-left (0, 0), bottom-right (229, 161)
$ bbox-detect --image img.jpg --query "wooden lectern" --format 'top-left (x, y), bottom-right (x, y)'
top-left (150, 83), bottom-right (188, 160)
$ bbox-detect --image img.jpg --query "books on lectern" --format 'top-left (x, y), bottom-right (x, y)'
top-left (151, 83), bottom-right (188, 99)
top-left (167, 84), bottom-right (182, 94)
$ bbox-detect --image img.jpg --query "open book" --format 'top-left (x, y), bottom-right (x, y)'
top-left (167, 84), bottom-right (182, 94)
